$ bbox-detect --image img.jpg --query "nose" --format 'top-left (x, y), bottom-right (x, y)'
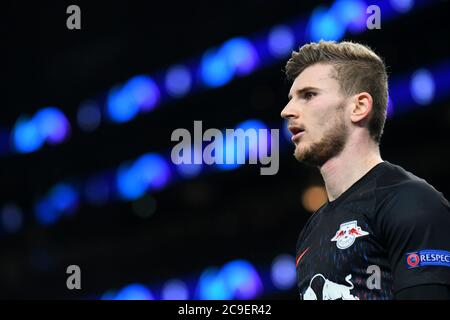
top-left (280, 101), bottom-right (298, 120)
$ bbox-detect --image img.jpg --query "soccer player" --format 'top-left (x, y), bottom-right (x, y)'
top-left (281, 41), bottom-right (450, 300)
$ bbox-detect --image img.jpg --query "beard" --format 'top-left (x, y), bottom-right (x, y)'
top-left (294, 108), bottom-right (348, 167)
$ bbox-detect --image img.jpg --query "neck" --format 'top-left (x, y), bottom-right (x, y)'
top-left (319, 137), bottom-right (383, 202)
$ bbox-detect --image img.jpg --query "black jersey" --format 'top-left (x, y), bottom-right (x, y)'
top-left (295, 161), bottom-right (450, 300)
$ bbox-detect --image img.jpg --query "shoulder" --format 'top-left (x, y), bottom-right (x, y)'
top-left (386, 179), bottom-right (446, 208)
top-left (374, 161), bottom-right (449, 210)
top-left (373, 162), bottom-right (450, 231)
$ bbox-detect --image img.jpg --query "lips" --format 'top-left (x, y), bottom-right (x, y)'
top-left (288, 125), bottom-right (305, 142)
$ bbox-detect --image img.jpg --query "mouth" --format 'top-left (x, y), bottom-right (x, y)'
top-left (288, 125), bottom-right (306, 143)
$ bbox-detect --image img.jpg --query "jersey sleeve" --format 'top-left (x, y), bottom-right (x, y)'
top-left (376, 180), bottom-right (450, 293)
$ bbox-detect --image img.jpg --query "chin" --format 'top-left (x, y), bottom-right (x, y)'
top-left (294, 144), bottom-right (307, 161)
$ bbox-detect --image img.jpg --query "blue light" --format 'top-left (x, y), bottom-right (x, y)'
top-left (107, 84), bottom-right (140, 123)
top-left (268, 25), bottom-right (295, 58)
top-left (162, 279), bottom-right (189, 300)
top-left (236, 120), bottom-right (267, 134)
top-left (389, 76), bottom-right (413, 113)
top-left (34, 198), bottom-right (60, 226)
top-left (200, 48), bottom-right (234, 88)
top-left (165, 65), bottom-right (192, 98)
top-left (117, 154), bottom-right (171, 200)
top-left (308, 6), bottom-right (346, 41)
top-left (220, 260), bottom-right (263, 300)
top-left (12, 117), bottom-right (44, 154)
top-left (176, 163), bottom-right (203, 179)
top-left (85, 175), bottom-right (110, 206)
top-left (134, 153), bottom-right (172, 190)
top-left (216, 133), bottom-right (244, 171)
top-left (331, 0), bottom-right (367, 33)
top-left (390, 0), bottom-right (414, 13)
top-left (387, 96), bottom-right (395, 118)
top-left (114, 283), bottom-right (154, 300)
top-left (271, 254), bottom-right (296, 290)
top-left (116, 161), bottom-right (148, 200)
top-left (174, 146), bottom-right (203, 178)
top-left (100, 290), bottom-right (117, 300)
top-left (283, 119), bottom-right (292, 142)
top-left (0, 128), bottom-right (9, 155)
top-left (410, 68), bottom-right (435, 105)
top-left (77, 102), bottom-right (101, 132)
top-left (216, 121), bottom-right (269, 171)
top-left (331, 0), bottom-right (365, 24)
top-left (34, 107), bottom-right (70, 145)
top-left (196, 267), bottom-right (232, 300)
top-left (1, 204), bottom-right (23, 233)
top-left (107, 75), bottom-right (160, 123)
top-left (11, 108), bottom-right (69, 153)
top-left (433, 61), bottom-right (450, 100)
top-left (48, 183), bottom-right (78, 215)
top-left (127, 75), bottom-right (160, 112)
top-left (221, 37), bottom-right (259, 76)
top-left (235, 119), bottom-right (269, 161)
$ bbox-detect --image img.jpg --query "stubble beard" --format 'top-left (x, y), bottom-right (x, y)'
top-left (294, 108), bottom-right (348, 167)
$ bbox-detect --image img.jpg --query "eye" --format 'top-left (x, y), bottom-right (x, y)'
top-left (303, 91), bottom-right (317, 101)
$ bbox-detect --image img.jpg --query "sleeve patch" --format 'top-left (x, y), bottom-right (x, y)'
top-left (406, 250), bottom-right (450, 269)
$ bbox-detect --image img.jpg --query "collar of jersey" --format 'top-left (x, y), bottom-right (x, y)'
top-left (325, 161), bottom-right (386, 209)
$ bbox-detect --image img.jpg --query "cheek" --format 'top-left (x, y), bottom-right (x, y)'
top-left (313, 105), bottom-right (340, 133)
top-left (307, 116), bottom-right (327, 139)
top-left (306, 118), bottom-right (331, 143)
top-left (307, 99), bottom-right (328, 123)
top-left (304, 97), bottom-right (335, 137)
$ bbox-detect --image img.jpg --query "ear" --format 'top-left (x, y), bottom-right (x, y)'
top-left (350, 92), bottom-right (373, 124)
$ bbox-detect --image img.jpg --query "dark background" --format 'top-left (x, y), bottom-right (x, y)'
top-left (1, 0), bottom-right (450, 299)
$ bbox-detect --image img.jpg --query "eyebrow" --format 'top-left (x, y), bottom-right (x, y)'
top-left (288, 86), bottom-right (321, 100)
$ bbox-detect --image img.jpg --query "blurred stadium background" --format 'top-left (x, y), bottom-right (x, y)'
top-left (1, 0), bottom-right (450, 299)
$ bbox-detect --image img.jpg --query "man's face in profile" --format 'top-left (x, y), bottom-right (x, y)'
top-left (281, 63), bottom-right (350, 167)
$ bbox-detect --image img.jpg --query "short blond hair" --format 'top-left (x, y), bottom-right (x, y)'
top-left (285, 40), bottom-right (388, 143)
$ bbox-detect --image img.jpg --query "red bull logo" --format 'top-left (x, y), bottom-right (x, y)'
top-left (303, 274), bottom-right (359, 300)
top-left (331, 220), bottom-right (369, 249)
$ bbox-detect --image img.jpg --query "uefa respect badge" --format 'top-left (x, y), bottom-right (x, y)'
top-left (406, 250), bottom-right (450, 269)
